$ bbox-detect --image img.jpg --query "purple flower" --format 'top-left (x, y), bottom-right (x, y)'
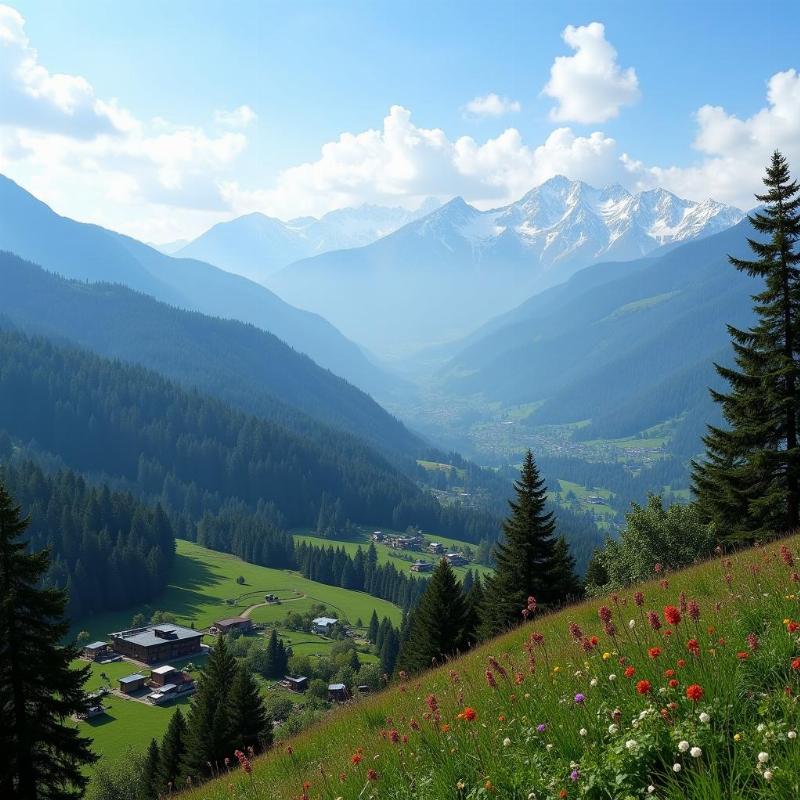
top-left (571, 769), bottom-right (580, 782)
top-left (536, 723), bottom-right (547, 733)
top-left (574, 693), bottom-right (585, 704)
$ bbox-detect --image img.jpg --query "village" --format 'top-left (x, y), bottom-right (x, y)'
top-left (370, 530), bottom-right (471, 573)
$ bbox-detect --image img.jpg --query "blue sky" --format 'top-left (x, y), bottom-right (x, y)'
top-left (2, 1), bottom-right (799, 240)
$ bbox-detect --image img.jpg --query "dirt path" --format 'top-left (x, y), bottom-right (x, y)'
top-left (241, 593), bottom-right (306, 618)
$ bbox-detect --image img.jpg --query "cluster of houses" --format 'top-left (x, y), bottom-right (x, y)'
top-left (370, 531), bottom-right (471, 572)
top-left (279, 675), bottom-right (364, 703)
top-left (371, 530), bottom-right (426, 550)
top-left (409, 550), bottom-right (469, 573)
top-left (117, 663), bottom-right (197, 704)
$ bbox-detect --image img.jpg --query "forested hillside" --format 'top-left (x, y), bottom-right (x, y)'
top-left (0, 251), bottom-right (420, 463)
top-left (0, 458), bottom-right (175, 617)
top-left (0, 329), bottom-right (497, 542)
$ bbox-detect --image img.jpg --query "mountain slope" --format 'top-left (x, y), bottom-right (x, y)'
top-left (270, 177), bottom-right (742, 356)
top-left (175, 201), bottom-right (439, 284)
top-left (438, 219), bottom-right (760, 456)
top-left (0, 174), bottom-right (390, 395)
top-left (0, 251), bottom-right (422, 462)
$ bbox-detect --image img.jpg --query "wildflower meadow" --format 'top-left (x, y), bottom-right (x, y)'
top-left (187, 538), bottom-right (800, 800)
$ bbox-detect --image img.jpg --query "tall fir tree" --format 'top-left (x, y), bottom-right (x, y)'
top-left (156, 709), bottom-right (186, 793)
top-left (462, 572), bottom-right (484, 647)
top-left (367, 609), bottom-right (380, 643)
top-left (182, 635), bottom-right (238, 778)
top-left (379, 626), bottom-right (400, 676)
top-left (396, 558), bottom-right (469, 674)
top-left (479, 451), bottom-right (576, 637)
top-left (692, 151), bottom-right (800, 540)
top-left (263, 628), bottom-right (289, 679)
top-left (139, 739), bottom-right (161, 800)
top-left (0, 480), bottom-right (97, 800)
top-left (227, 663), bottom-right (272, 754)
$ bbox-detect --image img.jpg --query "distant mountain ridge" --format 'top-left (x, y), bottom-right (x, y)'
top-left (0, 174), bottom-right (390, 395)
top-left (268, 177), bottom-right (742, 357)
top-left (174, 198), bottom-right (441, 284)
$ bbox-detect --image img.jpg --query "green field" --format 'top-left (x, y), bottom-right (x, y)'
top-left (553, 478), bottom-right (617, 520)
top-left (72, 539), bottom-right (402, 642)
top-left (292, 527), bottom-right (493, 580)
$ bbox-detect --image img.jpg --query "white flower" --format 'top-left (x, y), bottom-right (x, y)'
top-left (699, 712), bottom-right (710, 724)
top-left (608, 724), bottom-right (618, 734)
top-left (764, 770), bottom-right (773, 782)
top-left (690, 747), bottom-right (702, 758)
top-left (579, 728), bottom-right (588, 736)
top-left (528, 794), bottom-right (537, 800)
top-left (647, 787), bottom-right (655, 795)
top-left (609, 673), bottom-right (617, 681)
top-left (503, 737), bottom-right (511, 747)
top-left (673, 763), bottom-right (681, 772)
top-left (678, 740), bottom-right (690, 752)
top-left (758, 751), bottom-right (769, 763)
top-left (629, 619), bottom-right (636, 629)
top-left (590, 678), bottom-right (598, 687)
top-left (625, 739), bottom-right (638, 752)
top-left (757, 723), bottom-right (766, 733)
top-left (546, 743), bottom-right (553, 751)
top-left (632, 720), bottom-right (640, 728)
top-left (789, 730), bottom-right (797, 740)
top-left (638, 710), bottom-right (648, 720)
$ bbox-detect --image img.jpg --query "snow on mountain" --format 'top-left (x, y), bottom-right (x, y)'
top-left (175, 199), bottom-right (441, 283)
top-left (268, 177), bottom-right (743, 357)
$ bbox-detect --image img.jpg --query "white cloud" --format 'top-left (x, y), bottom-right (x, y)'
top-left (630, 69), bottom-right (800, 208)
top-left (223, 105), bottom-right (632, 218)
top-left (543, 22), bottom-right (640, 124)
top-left (464, 93), bottom-right (521, 117)
top-left (214, 104), bottom-right (257, 128)
top-left (0, 3), bottom-right (252, 239)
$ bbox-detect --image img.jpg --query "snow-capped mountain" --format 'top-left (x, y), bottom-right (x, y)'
top-left (268, 177), bottom-right (743, 357)
top-left (174, 199), bottom-right (440, 283)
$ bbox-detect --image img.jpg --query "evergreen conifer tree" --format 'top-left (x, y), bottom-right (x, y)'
top-left (463, 572), bottom-right (485, 647)
top-left (397, 558), bottom-right (469, 674)
top-left (367, 609), bottom-right (379, 643)
top-left (182, 636), bottom-right (237, 778)
top-left (156, 708), bottom-right (187, 792)
top-left (479, 451), bottom-right (576, 637)
top-left (139, 739), bottom-right (160, 800)
top-left (227, 664), bottom-right (272, 754)
top-left (379, 626), bottom-right (400, 675)
top-left (692, 151), bottom-right (800, 540)
top-left (0, 480), bottom-right (97, 800)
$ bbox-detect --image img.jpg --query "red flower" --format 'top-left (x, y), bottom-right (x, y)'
top-left (669, 679), bottom-right (679, 689)
top-left (647, 611), bottom-right (662, 630)
top-left (458, 706), bottom-right (477, 721)
top-left (634, 591), bottom-right (645, 606)
top-left (389, 729), bottom-right (400, 743)
top-left (598, 606), bottom-right (612, 623)
top-left (788, 621), bottom-right (799, 633)
top-left (676, 659), bottom-right (686, 668)
top-left (624, 666), bottom-right (635, 678)
top-left (351, 753), bottom-right (362, 765)
top-left (686, 683), bottom-right (704, 702)
top-left (485, 669), bottom-right (496, 688)
top-left (664, 605), bottom-right (682, 626)
top-left (367, 769), bottom-right (378, 781)
top-left (687, 638), bottom-right (700, 656)
top-left (791, 658), bottom-right (800, 671)
top-left (636, 679), bottom-right (652, 695)
top-left (736, 651), bottom-right (749, 660)
top-left (688, 600), bottom-right (701, 621)
top-left (568, 622), bottom-right (584, 641)
top-left (648, 646), bottom-right (661, 659)
top-left (747, 633), bottom-right (759, 651)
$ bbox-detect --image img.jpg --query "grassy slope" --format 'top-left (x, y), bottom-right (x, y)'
top-left (292, 527), bottom-right (494, 580)
top-left (72, 540), bottom-right (401, 642)
top-left (186, 536), bottom-right (800, 800)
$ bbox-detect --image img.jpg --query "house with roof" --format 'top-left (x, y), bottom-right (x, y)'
top-left (283, 675), bottom-right (309, 693)
top-left (118, 673), bottom-right (147, 694)
top-left (212, 617), bottom-right (253, 635)
top-left (82, 640), bottom-right (112, 661)
top-left (109, 624), bottom-right (203, 664)
top-left (445, 552), bottom-right (468, 567)
top-left (311, 617), bottom-right (339, 635)
top-left (328, 682), bottom-right (349, 702)
top-left (410, 560), bottom-right (433, 573)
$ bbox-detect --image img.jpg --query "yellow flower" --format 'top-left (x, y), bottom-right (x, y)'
top-left (553, 666), bottom-right (560, 673)
top-left (734, 733), bottom-right (742, 742)
top-left (457, 781), bottom-right (465, 790)
top-left (785, 619), bottom-right (791, 625)
top-left (602, 652), bottom-right (611, 661)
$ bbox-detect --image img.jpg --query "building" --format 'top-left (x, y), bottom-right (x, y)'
top-left (149, 664), bottom-right (179, 687)
top-left (146, 665), bottom-right (195, 703)
top-left (427, 542), bottom-right (444, 555)
top-left (445, 552), bottom-right (468, 567)
top-left (328, 682), bottom-right (349, 702)
top-left (371, 531), bottom-right (384, 542)
top-left (82, 641), bottom-right (112, 661)
top-left (283, 675), bottom-right (309, 693)
top-left (109, 624), bottom-right (203, 665)
top-left (118, 673), bottom-right (146, 694)
top-left (410, 560), bottom-right (433, 573)
top-left (311, 617), bottom-right (339, 635)
top-left (213, 617), bottom-right (253, 635)
top-left (77, 692), bottom-right (107, 720)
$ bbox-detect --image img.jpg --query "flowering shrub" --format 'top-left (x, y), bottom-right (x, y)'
top-left (190, 538), bottom-right (800, 800)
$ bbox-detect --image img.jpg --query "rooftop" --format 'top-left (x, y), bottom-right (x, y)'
top-left (119, 673), bottom-right (145, 684)
top-left (109, 623), bottom-right (201, 648)
top-left (85, 641), bottom-right (108, 649)
top-left (328, 683), bottom-right (346, 690)
top-left (216, 617), bottom-right (248, 626)
top-left (151, 665), bottom-right (176, 675)
top-left (313, 617), bottom-right (338, 626)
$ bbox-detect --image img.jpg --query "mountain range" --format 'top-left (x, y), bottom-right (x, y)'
top-left (0, 174), bottom-right (389, 396)
top-left (173, 199), bottom-right (441, 284)
top-left (267, 176), bottom-right (743, 356)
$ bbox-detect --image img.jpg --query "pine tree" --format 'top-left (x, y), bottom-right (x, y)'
top-left (692, 151), bottom-right (800, 540)
top-left (397, 559), bottom-right (469, 674)
top-left (263, 628), bottom-right (288, 679)
top-left (0, 480), bottom-right (97, 800)
top-left (549, 536), bottom-right (582, 599)
top-left (463, 572), bottom-right (484, 647)
top-left (479, 451), bottom-right (575, 637)
top-left (182, 635), bottom-right (238, 777)
top-left (157, 708), bottom-right (187, 792)
top-left (139, 739), bottom-right (161, 800)
top-left (379, 626), bottom-right (400, 675)
top-left (227, 664), bottom-right (272, 754)
top-left (367, 609), bottom-right (379, 643)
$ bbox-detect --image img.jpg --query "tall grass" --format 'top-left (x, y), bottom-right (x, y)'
top-left (186, 537), bottom-right (800, 799)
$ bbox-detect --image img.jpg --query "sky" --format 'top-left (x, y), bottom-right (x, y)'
top-left (1, 0), bottom-right (799, 242)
